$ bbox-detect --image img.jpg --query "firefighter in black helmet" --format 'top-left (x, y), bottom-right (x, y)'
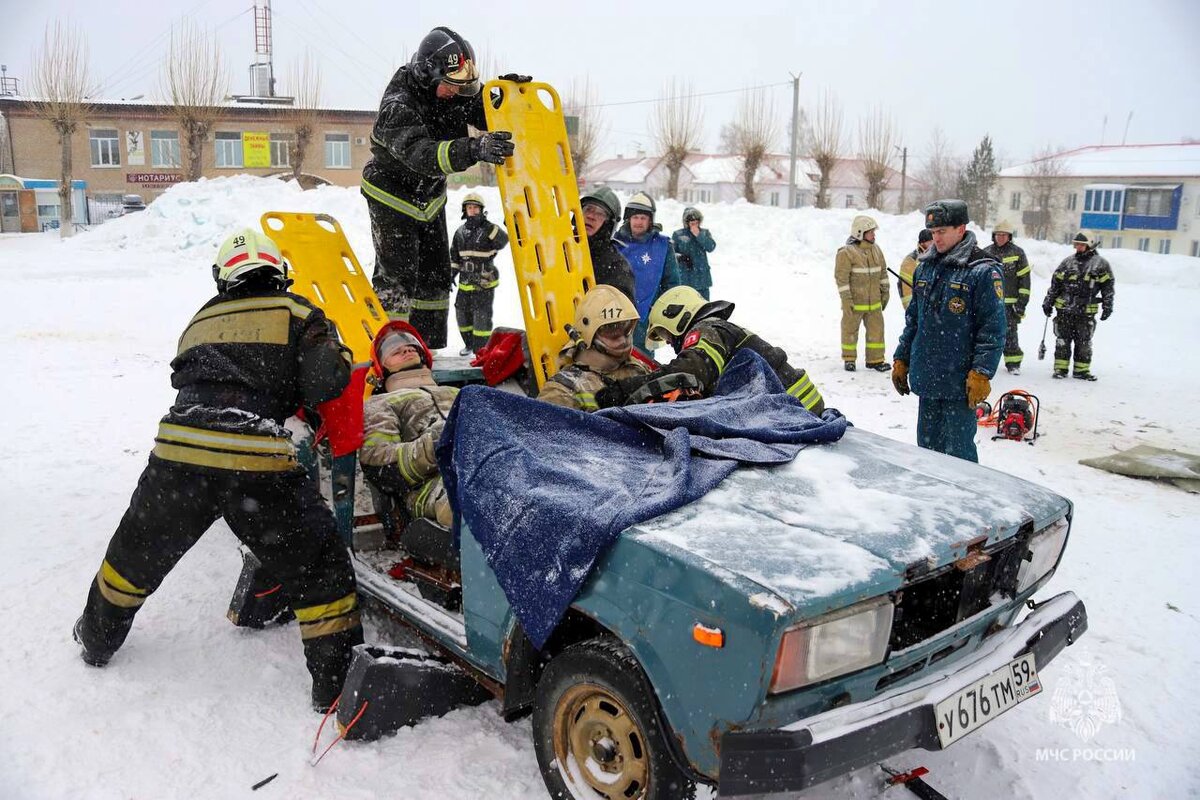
top-left (362, 27), bottom-right (527, 348)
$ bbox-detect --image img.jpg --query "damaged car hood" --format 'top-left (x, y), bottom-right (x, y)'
top-left (628, 428), bottom-right (1069, 617)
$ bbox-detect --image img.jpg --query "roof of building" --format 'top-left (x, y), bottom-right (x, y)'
top-left (0, 95), bottom-right (376, 118)
top-left (999, 143), bottom-right (1200, 179)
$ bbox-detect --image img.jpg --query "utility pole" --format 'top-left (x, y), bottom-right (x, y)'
top-left (899, 146), bottom-right (908, 213)
top-left (788, 72), bottom-right (802, 208)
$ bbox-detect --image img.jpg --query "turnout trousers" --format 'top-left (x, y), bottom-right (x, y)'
top-left (1053, 313), bottom-right (1095, 376)
top-left (917, 397), bottom-right (979, 463)
top-left (840, 305), bottom-right (886, 366)
top-left (1003, 306), bottom-right (1024, 370)
top-left (76, 457), bottom-right (364, 708)
top-left (368, 197), bottom-right (452, 349)
top-left (454, 286), bottom-right (495, 353)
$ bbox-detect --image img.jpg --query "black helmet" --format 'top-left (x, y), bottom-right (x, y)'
top-left (410, 27), bottom-right (480, 95)
top-left (924, 199), bottom-right (969, 228)
top-left (1072, 231), bottom-right (1098, 250)
top-left (580, 186), bottom-right (621, 222)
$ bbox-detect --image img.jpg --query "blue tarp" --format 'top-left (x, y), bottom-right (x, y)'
top-left (435, 350), bottom-right (849, 648)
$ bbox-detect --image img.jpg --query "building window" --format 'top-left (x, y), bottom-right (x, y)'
top-left (1191, 241), bottom-right (1199, 257)
top-left (215, 132), bottom-right (243, 168)
top-left (1094, 235), bottom-right (1103, 248)
top-left (270, 133), bottom-right (293, 168)
top-left (37, 204), bottom-right (60, 218)
top-left (1111, 236), bottom-right (1122, 249)
top-left (844, 195), bottom-right (855, 208)
top-left (1066, 192), bottom-right (1078, 211)
top-left (1010, 191), bottom-right (1021, 211)
top-left (150, 130), bottom-right (181, 168)
top-left (90, 129), bottom-right (120, 167)
top-left (1159, 239), bottom-right (1171, 254)
top-left (1124, 188), bottom-right (1173, 217)
top-left (702, 189), bottom-right (711, 202)
top-left (1137, 237), bottom-right (1150, 251)
top-left (769, 191), bottom-right (780, 207)
top-left (325, 133), bottom-right (351, 168)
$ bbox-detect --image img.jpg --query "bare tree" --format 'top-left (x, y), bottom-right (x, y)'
top-left (717, 122), bottom-right (743, 155)
top-left (1024, 146), bottom-right (1068, 240)
top-left (913, 126), bottom-right (962, 208)
top-left (470, 48), bottom-right (500, 187)
top-left (563, 78), bottom-right (606, 180)
top-left (161, 21), bottom-right (228, 182)
top-left (286, 53), bottom-right (322, 184)
top-left (650, 79), bottom-right (704, 199)
top-left (857, 108), bottom-right (896, 210)
top-left (731, 88), bottom-right (778, 203)
top-left (809, 91), bottom-right (844, 209)
top-left (28, 22), bottom-right (96, 238)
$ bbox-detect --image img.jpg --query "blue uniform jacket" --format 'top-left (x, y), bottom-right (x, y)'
top-left (614, 224), bottom-right (681, 318)
top-left (893, 231), bottom-right (1006, 399)
top-left (671, 227), bottom-right (716, 292)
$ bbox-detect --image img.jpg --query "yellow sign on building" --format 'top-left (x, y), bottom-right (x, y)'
top-left (243, 132), bottom-right (270, 168)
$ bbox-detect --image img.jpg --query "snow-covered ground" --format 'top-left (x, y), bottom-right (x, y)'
top-left (2, 176), bottom-right (1198, 799)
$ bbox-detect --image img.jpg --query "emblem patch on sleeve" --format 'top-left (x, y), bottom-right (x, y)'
top-left (948, 296), bottom-right (967, 314)
top-left (994, 279), bottom-right (1004, 299)
top-left (682, 330), bottom-right (702, 349)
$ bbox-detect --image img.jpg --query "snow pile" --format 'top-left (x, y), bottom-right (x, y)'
top-left (1, 177), bottom-right (1198, 799)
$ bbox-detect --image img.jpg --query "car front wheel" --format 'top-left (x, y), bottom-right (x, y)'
top-left (532, 638), bottom-right (695, 800)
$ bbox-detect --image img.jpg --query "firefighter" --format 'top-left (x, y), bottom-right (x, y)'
top-left (72, 229), bottom-right (364, 712)
top-left (836, 215), bottom-right (891, 371)
top-left (595, 286), bottom-right (825, 415)
top-left (361, 26), bottom-right (521, 348)
top-left (898, 229), bottom-right (932, 310)
top-left (537, 285), bottom-right (651, 412)
top-left (360, 322), bottom-right (458, 526)
top-left (1042, 232), bottom-right (1115, 380)
top-left (893, 200), bottom-right (1007, 462)
top-left (451, 192), bottom-right (508, 355)
top-left (984, 220), bottom-right (1032, 374)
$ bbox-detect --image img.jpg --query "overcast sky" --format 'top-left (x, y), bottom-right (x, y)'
top-left (4, 0), bottom-right (1198, 169)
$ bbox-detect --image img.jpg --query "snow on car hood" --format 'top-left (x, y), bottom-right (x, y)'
top-left (629, 427), bottom-right (1069, 616)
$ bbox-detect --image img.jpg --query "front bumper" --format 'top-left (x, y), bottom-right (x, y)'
top-left (719, 591), bottom-right (1087, 797)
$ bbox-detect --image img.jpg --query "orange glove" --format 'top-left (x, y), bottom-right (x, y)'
top-left (966, 370), bottom-right (990, 407)
top-left (892, 360), bottom-right (910, 395)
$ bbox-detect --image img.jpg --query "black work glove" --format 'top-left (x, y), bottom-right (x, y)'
top-left (595, 375), bottom-right (651, 409)
top-left (470, 131), bottom-right (514, 165)
top-left (625, 373), bottom-right (701, 405)
top-left (498, 73), bottom-right (532, 83)
top-left (1043, 304), bottom-right (1053, 317)
top-left (677, 253), bottom-right (693, 268)
top-left (1100, 308), bottom-right (1112, 321)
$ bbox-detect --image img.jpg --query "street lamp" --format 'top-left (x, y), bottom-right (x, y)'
top-left (894, 144), bottom-right (908, 213)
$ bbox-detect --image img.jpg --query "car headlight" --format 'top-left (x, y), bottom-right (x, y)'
top-left (1016, 517), bottom-right (1070, 594)
top-left (769, 597), bottom-right (893, 694)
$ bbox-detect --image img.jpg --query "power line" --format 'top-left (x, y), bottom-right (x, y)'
top-left (97, 0), bottom-right (227, 95)
top-left (293, 0), bottom-right (396, 76)
top-left (581, 80), bottom-right (791, 110)
top-left (271, 11), bottom-right (382, 102)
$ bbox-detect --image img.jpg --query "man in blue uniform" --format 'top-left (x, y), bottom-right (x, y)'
top-left (892, 200), bottom-right (1006, 462)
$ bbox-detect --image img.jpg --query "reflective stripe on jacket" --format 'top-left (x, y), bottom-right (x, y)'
top-left (835, 239), bottom-right (889, 311)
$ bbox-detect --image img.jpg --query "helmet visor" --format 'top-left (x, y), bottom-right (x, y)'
top-left (378, 330), bottom-right (422, 361)
top-left (441, 59), bottom-right (480, 95)
top-left (646, 325), bottom-right (674, 346)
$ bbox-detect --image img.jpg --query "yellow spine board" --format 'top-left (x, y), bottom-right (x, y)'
top-left (483, 80), bottom-right (594, 389)
top-left (259, 212), bottom-right (386, 369)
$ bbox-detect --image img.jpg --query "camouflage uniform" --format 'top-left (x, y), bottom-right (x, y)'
top-left (539, 359), bottom-right (651, 413)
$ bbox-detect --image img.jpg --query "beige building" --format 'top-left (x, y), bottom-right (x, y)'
top-left (0, 95), bottom-right (377, 228)
top-left (995, 142), bottom-right (1200, 257)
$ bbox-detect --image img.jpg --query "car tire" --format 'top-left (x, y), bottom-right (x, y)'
top-left (532, 637), bottom-right (696, 800)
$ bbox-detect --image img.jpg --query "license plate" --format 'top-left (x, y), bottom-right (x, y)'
top-left (934, 653), bottom-right (1041, 747)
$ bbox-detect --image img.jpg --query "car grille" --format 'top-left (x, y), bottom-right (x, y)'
top-left (888, 531), bottom-right (1029, 652)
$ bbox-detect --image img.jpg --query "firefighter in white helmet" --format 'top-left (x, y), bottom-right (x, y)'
top-left (73, 228), bottom-right (363, 713)
top-left (537, 285), bottom-right (651, 412)
top-left (835, 215), bottom-right (890, 372)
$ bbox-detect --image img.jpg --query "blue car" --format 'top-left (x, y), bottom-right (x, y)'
top-left (344, 387), bottom-right (1086, 799)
